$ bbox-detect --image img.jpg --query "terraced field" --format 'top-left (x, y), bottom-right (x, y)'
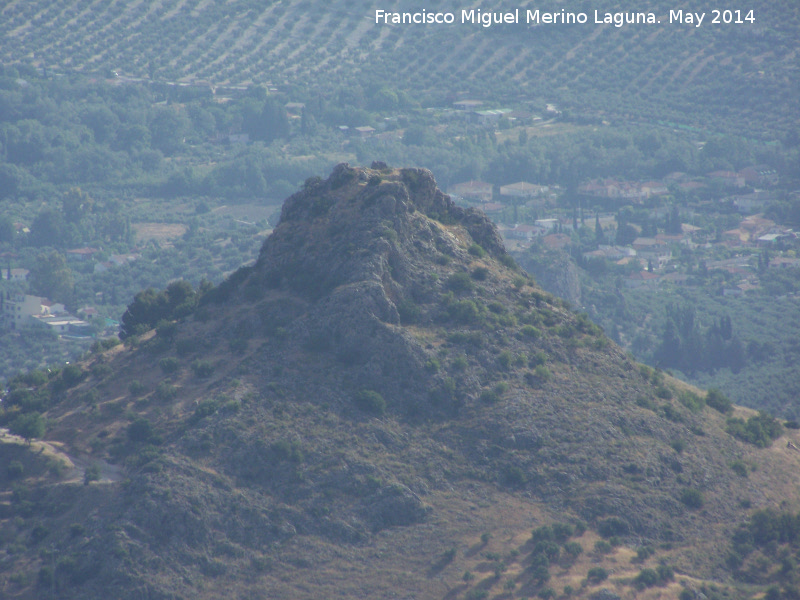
top-left (1, 0), bottom-right (799, 136)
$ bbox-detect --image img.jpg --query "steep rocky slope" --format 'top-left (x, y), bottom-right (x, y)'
top-left (2, 164), bottom-right (800, 599)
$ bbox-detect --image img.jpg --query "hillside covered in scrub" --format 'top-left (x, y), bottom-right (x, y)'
top-left (2, 164), bottom-right (800, 599)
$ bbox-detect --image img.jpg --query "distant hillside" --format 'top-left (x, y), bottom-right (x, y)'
top-left (1, 0), bottom-right (798, 138)
top-left (3, 164), bottom-right (800, 599)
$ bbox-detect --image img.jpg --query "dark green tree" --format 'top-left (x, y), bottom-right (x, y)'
top-left (28, 251), bottom-right (74, 304)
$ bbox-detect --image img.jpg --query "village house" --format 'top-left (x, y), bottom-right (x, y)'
top-left (640, 181), bottom-right (669, 198)
top-left (1, 293), bottom-right (47, 330)
top-left (632, 237), bottom-right (672, 268)
top-left (542, 233), bottom-right (571, 250)
top-left (94, 253), bottom-right (140, 274)
top-left (740, 165), bottom-right (778, 187)
top-left (469, 108), bottom-right (513, 126)
top-left (353, 126), bottom-right (375, 139)
top-left (41, 299), bottom-right (67, 315)
top-left (30, 314), bottom-right (92, 337)
top-left (500, 182), bottom-right (549, 201)
top-left (504, 110), bottom-right (533, 126)
top-left (661, 271), bottom-right (690, 286)
top-left (534, 218), bottom-right (558, 231)
top-left (769, 256), bottom-right (800, 269)
top-left (500, 224), bottom-right (545, 241)
top-left (582, 246), bottom-right (636, 262)
top-left (707, 170), bottom-right (746, 188)
top-left (453, 99), bottom-right (484, 111)
top-left (730, 191), bottom-right (775, 214)
top-left (758, 230), bottom-right (796, 247)
top-left (449, 180), bottom-right (493, 203)
top-left (1, 268), bottom-right (29, 282)
top-left (284, 102), bottom-right (305, 116)
top-left (65, 247), bottom-right (101, 262)
top-left (722, 287), bottom-right (744, 298)
top-left (578, 178), bottom-right (649, 202)
top-left (624, 271), bottom-right (660, 289)
top-left (479, 202), bottom-right (505, 214)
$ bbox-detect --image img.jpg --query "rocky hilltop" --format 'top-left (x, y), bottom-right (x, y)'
top-left (2, 164), bottom-right (800, 599)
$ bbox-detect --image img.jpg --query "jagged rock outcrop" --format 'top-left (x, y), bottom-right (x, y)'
top-left (515, 248), bottom-right (582, 306)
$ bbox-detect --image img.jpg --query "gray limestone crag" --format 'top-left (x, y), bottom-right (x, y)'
top-left (255, 162), bottom-right (507, 300)
top-left (515, 249), bottom-right (581, 306)
top-left (235, 163), bottom-right (512, 413)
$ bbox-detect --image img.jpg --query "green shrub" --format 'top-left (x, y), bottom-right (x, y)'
top-left (396, 300), bottom-right (421, 324)
top-left (355, 390), bottom-right (386, 415)
top-left (635, 545), bottom-right (655, 562)
top-left (159, 357), bottom-right (180, 374)
top-left (586, 567), bottom-right (608, 583)
top-left (563, 541), bottom-right (583, 559)
top-left (538, 587), bottom-right (556, 599)
top-left (534, 364), bottom-right (552, 382)
top-left (191, 360), bottom-right (215, 378)
top-left (634, 568), bottom-right (659, 588)
top-left (552, 522), bottom-right (574, 541)
top-left (176, 339), bottom-right (195, 356)
top-left (657, 564), bottom-right (674, 583)
top-left (532, 525), bottom-right (553, 542)
top-left (706, 388), bottom-right (733, 414)
top-left (634, 564), bottom-right (673, 588)
top-left (497, 351), bottom-right (513, 370)
top-left (156, 320), bottom-right (178, 341)
top-left (7, 460), bottom-right (23, 479)
top-left (61, 364), bottom-right (85, 388)
top-left (680, 488), bottom-right (704, 509)
top-left (678, 390), bottom-right (705, 412)
top-left (447, 299), bottom-right (482, 324)
top-left (521, 325), bottom-right (541, 338)
top-left (468, 244), bottom-right (486, 258)
top-left (594, 540), bottom-right (612, 554)
top-left (425, 359), bottom-right (440, 373)
top-left (502, 465), bottom-right (526, 487)
top-left (661, 404), bottom-right (684, 423)
top-left (480, 383), bottom-right (508, 404)
top-left (451, 355), bottom-right (468, 371)
top-left (598, 516), bottom-right (629, 538)
top-left (726, 412), bottom-right (783, 447)
top-left (91, 363), bottom-right (113, 379)
top-left (155, 382), bottom-right (177, 401)
top-left (655, 385), bottom-right (673, 399)
top-left (730, 460), bottom-right (748, 477)
top-left (9, 412), bottom-right (46, 441)
top-left (480, 388), bottom-right (500, 404)
top-left (471, 266), bottom-right (489, 281)
top-left (446, 272), bottom-right (475, 293)
top-left (193, 399), bottom-right (219, 420)
top-left (271, 440), bottom-right (304, 463)
top-left (499, 254), bottom-right (517, 269)
top-left (127, 418), bottom-right (154, 443)
top-left (83, 464), bottom-right (101, 485)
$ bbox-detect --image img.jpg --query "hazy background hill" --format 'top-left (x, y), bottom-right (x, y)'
top-left (1, 0), bottom-right (797, 138)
